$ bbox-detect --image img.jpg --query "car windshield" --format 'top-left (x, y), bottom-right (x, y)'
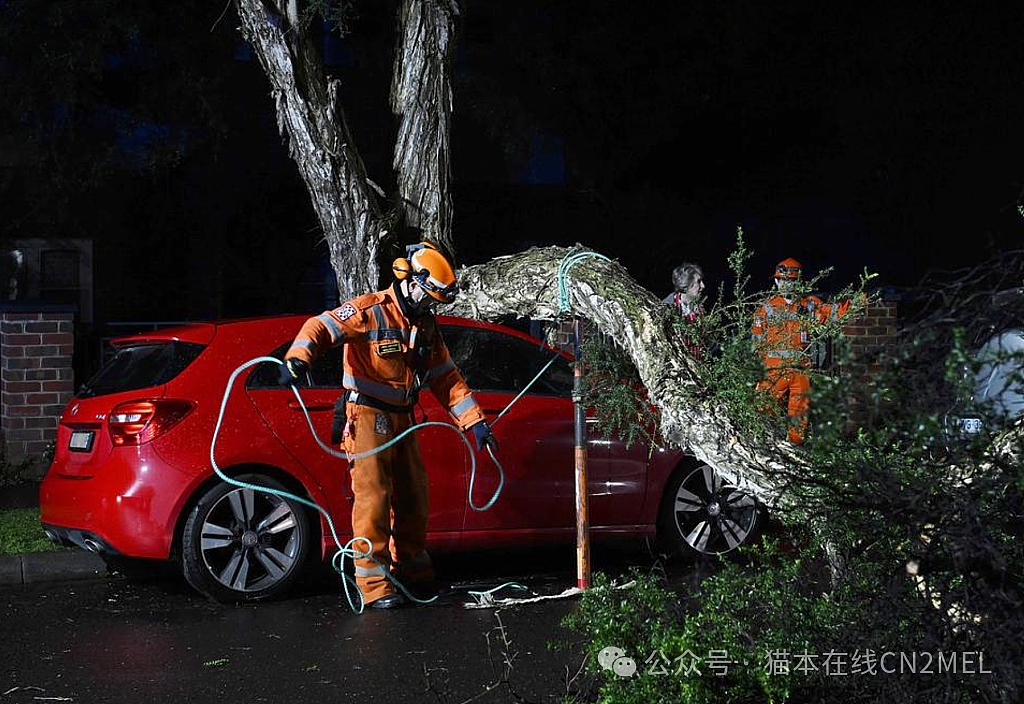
top-left (973, 328), bottom-right (1024, 420)
top-left (78, 341), bottom-right (205, 398)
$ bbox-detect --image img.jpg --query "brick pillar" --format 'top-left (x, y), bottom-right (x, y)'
top-left (842, 295), bottom-right (898, 371)
top-left (554, 318), bottom-right (577, 352)
top-left (1, 304), bottom-right (76, 477)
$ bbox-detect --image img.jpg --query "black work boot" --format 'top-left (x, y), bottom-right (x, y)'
top-left (367, 593), bottom-right (407, 610)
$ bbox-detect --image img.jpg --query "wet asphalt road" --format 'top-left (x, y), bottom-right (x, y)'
top-left (1, 542), bottom-right (675, 704)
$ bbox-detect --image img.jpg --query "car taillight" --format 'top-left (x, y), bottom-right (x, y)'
top-left (108, 399), bottom-right (195, 446)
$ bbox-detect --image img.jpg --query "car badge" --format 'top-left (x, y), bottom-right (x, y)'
top-left (71, 404), bottom-right (79, 416)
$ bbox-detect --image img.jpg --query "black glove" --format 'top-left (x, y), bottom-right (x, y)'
top-left (471, 421), bottom-right (499, 452)
top-left (277, 357), bottom-right (309, 387)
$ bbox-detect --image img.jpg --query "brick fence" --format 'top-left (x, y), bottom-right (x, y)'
top-left (549, 293), bottom-right (899, 358)
top-left (551, 317), bottom-right (577, 352)
top-left (842, 295), bottom-right (899, 371)
top-left (1, 303), bottom-right (76, 476)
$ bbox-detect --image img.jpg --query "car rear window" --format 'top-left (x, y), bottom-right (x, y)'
top-left (77, 342), bottom-right (205, 398)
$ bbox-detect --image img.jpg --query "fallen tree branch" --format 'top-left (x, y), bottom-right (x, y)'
top-left (444, 245), bottom-right (805, 507)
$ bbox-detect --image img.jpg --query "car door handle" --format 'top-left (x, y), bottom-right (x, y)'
top-left (288, 400), bottom-right (334, 412)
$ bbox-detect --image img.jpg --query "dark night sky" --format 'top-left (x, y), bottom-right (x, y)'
top-left (447, 2), bottom-right (1024, 298)
top-left (3, 1), bottom-right (1023, 321)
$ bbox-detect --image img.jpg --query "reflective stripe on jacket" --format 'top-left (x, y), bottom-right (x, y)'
top-left (285, 284), bottom-right (485, 430)
top-left (751, 294), bottom-right (852, 366)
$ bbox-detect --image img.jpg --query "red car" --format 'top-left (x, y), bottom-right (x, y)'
top-left (40, 314), bottom-right (758, 601)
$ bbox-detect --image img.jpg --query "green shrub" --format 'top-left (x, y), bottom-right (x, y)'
top-left (565, 241), bottom-right (1023, 703)
top-left (0, 441), bottom-right (32, 488)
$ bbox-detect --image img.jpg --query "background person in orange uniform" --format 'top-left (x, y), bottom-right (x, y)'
top-left (751, 257), bottom-right (854, 444)
top-left (278, 243), bottom-right (497, 609)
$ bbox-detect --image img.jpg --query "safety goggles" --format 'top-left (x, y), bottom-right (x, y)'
top-left (775, 265), bottom-right (801, 279)
top-left (415, 273), bottom-right (458, 302)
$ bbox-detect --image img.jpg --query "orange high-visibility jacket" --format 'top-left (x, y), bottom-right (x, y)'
top-left (285, 284), bottom-right (485, 430)
top-left (751, 294), bottom-right (851, 368)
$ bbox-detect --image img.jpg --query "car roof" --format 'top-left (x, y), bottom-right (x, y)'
top-left (111, 313), bottom-right (573, 359)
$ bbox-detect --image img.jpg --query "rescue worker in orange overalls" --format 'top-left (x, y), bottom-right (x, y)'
top-left (278, 242), bottom-right (497, 609)
top-left (752, 258), bottom-right (853, 444)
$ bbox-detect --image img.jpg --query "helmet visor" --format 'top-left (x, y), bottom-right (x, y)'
top-left (416, 273), bottom-right (458, 302)
top-left (775, 264), bottom-right (801, 280)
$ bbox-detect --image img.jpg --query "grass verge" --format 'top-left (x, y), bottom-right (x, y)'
top-left (0, 508), bottom-right (60, 555)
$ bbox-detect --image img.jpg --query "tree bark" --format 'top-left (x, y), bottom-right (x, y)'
top-left (390, 0), bottom-right (459, 256)
top-left (444, 246), bottom-right (807, 507)
top-left (235, 0), bottom-right (385, 300)
top-left (445, 246), bottom-right (1024, 511)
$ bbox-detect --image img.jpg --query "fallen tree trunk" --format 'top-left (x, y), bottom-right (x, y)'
top-left (444, 245), bottom-right (805, 507)
top-left (445, 245), bottom-right (1024, 510)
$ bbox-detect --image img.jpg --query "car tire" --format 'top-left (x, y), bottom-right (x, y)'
top-left (181, 474), bottom-right (310, 602)
top-left (657, 463), bottom-right (762, 557)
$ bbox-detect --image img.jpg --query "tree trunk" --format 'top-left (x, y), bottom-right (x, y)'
top-left (444, 246), bottom-right (807, 507)
top-left (390, 0), bottom-right (459, 256)
top-left (235, 0), bottom-right (385, 300)
top-left (445, 246), bottom-right (1024, 510)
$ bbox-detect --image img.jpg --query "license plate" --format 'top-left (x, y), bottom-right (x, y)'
top-left (959, 418), bottom-right (983, 434)
top-left (69, 430), bottom-right (94, 452)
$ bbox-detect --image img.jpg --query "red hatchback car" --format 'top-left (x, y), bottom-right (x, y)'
top-left (40, 314), bottom-right (756, 601)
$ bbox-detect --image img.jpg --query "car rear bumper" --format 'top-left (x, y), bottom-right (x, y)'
top-left (39, 445), bottom-right (191, 560)
top-left (40, 523), bottom-right (122, 556)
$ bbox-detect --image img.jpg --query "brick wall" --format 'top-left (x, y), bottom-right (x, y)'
top-left (842, 297), bottom-right (898, 371)
top-left (1, 305), bottom-right (76, 475)
top-left (549, 297), bottom-right (899, 364)
top-left (552, 318), bottom-right (577, 352)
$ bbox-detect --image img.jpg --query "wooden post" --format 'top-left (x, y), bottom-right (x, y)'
top-left (572, 318), bottom-right (591, 590)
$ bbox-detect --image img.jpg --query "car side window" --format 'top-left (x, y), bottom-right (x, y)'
top-left (246, 342), bottom-right (344, 389)
top-left (309, 345), bottom-right (344, 388)
top-left (441, 325), bottom-right (573, 397)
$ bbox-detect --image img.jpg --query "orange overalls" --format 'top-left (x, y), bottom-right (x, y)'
top-left (286, 283), bottom-right (485, 604)
top-left (752, 294), bottom-right (850, 444)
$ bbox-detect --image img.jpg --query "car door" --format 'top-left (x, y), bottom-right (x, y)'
top-left (245, 341), bottom-right (468, 534)
top-left (584, 423), bottom-right (650, 527)
top-left (529, 386), bottom-right (649, 529)
top-left (444, 323), bottom-right (634, 533)
top-left (442, 323), bottom-right (569, 532)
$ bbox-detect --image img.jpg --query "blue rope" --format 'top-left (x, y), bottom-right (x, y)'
top-left (557, 249), bottom-right (611, 312)
top-left (206, 249), bottom-right (609, 612)
top-left (210, 350), bottom-right (562, 611)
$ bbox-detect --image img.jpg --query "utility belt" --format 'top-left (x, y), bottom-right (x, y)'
top-left (331, 389), bottom-right (414, 444)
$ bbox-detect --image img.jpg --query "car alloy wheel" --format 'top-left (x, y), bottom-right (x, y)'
top-left (200, 487), bottom-right (301, 592)
top-left (671, 464), bottom-right (759, 554)
top-left (182, 474), bottom-right (310, 602)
